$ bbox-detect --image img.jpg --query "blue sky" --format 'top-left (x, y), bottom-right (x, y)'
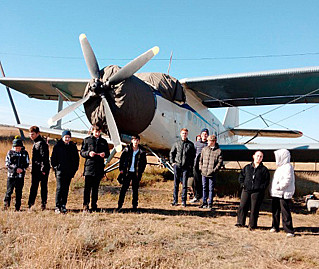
top-left (1, 1), bottom-right (319, 144)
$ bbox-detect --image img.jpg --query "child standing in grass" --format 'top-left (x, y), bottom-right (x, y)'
top-left (4, 137), bottom-right (29, 211)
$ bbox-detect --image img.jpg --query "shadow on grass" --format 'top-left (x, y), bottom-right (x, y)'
top-left (249, 226), bottom-right (319, 235)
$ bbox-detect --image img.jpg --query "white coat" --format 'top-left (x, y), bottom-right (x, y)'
top-left (270, 149), bottom-right (295, 199)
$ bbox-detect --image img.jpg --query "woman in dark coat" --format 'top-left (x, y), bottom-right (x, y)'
top-left (236, 151), bottom-right (270, 229)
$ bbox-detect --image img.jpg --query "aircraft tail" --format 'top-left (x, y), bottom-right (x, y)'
top-left (223, 107), bottom-right (239, 142)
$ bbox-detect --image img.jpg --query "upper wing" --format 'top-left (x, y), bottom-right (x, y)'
top-left (180, 66), bottom-right (319, 108)
top-left (0, 77), bottom-right (89, 101)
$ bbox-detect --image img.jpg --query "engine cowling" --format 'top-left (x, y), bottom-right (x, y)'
top-left (84, 65), bottom-right (156, 135)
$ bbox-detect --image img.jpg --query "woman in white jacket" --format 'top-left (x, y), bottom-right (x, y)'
top-left (270, 149), bottom-right (295, 237)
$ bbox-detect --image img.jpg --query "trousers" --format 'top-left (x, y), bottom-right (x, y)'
top-left (55, 175), bottom-right (72, 208)
top-left (83, 175), bottom-right (102, 209)
top-left (28, 171), bottom-right (48, 206)
top-left (118, 172), bottom-right (140, 208)
top-left (271, 197), bottom-right (294, 234)
top-left (237, 189), bottom-right (265, 228)
top-left (4, 177), bottom-right (24, 210)
top-left (173, 165), bottom-right (189, 203)
top-left (202, 174), bottom-right (216, 205)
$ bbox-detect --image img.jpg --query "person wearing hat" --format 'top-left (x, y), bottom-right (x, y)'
top-left (116, 135), bottom-right (147, 212)
top-left (4, 137), bottom-right (29, 211)
top-left (190, 128), bottom-right (209, 203)
top-left (80, 125), bottom-right (110, 212)
top-left (51, 130), bottom-right (79, 214)
top-left (199, 134), bottom-right (223, 209)
top-left (28, 126), bottom-right (50, 211)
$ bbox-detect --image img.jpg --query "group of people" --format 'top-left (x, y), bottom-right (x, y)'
top-left (236, 149), bottom-right (296, 237)
top-left (170, 127), bottom-right (295, 237)
top-left (4, 125), bottom-right (147, 214)
top-left (3, 125), bottom-right (296, 236)
top-left (169, 128), bottom-right (223, 208)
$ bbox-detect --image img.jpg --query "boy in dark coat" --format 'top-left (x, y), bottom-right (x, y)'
top-left (170, 128), bottom-right (195, 207)
top-left (4, 137), bottom-right (29, 211)
top-left (116, 135), bottom-right (147, 211)
top-left (28, 126), bottom-right (50, 211)
top-left (80, 125), bottom-right (109, 212)
top-left (51, 130), bottom-right (79, 214)
top-left (236, 151), bottom-right (270, 229)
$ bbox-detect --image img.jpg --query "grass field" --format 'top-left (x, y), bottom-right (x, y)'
top-left (0, 128), bottom-right (319, 268)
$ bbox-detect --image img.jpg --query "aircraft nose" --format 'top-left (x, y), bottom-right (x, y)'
top-left (84, 65), bottom-right (156, 136)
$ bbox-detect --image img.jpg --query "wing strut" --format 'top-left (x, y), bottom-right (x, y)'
top-left (0, 61), bottom-right (25, 140)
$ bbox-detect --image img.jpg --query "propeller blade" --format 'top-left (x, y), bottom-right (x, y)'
top-left (48, 93), bottom-right (92, 126)
top-left (101, 96), bottom-right (122, 152)
top-left (108, 46), bottom-right (159, 86)
top-left (79, 34), bottom-right (100, 79)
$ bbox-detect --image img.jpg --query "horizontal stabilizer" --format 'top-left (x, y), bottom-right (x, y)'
top-left (14, 124), bottom-right (121, 146)
top-left (220, 143), bottom-right (319, 162)
top-left (229, 129), bottom-right (302, 138)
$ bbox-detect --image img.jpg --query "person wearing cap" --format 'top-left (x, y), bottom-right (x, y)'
top-left (51, 130), bottom-right (79, 214)
top-left (199, 134), bottom-right (223, 209)
top-left (170, 128), bottom-right (196, 207)
top-left (269, 149), bottom-right (295, 237)
top-left (28, 126), bottom-right (50, 211)
top-left (4, 137), bottom-right (29, 211)
top-left (116, 135), bottom-right (147, 212)
top-left (235, 151), bottom-right (270, 230)
top-left (190, 128), bottom-right (209, 203)
top-left (80, 125), bottom-right (110, 212)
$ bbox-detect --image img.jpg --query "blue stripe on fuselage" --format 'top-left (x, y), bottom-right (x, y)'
top-left (153, 90), bottom-right (219, 129)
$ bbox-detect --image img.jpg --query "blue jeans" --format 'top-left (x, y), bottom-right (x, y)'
top-left (173, 165), bottom-right (188, 203)
top-left (202, 174), bottom-right (216, 205)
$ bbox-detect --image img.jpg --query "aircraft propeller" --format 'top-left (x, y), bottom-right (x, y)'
top-left (48, 34), bottom-right (159, 152)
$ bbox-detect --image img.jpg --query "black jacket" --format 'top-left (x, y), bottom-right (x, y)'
top-left (51, 139), bottom-right (79, 178)
top-left (238, 162), bottom-right (270, 192)
top-left (119, 144), bottom-right (147, 180)
top-left (32, 135), bottom-right (50, 174)
top-left (5, 149), bottom-right (29, 178)
top-left (169, 139), bottom-right (195, 171)
top-left (80, 135), bottom-right (110, 177)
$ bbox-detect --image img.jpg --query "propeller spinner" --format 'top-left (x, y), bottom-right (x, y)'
top-left (48, 34), bottom-right (159, 152)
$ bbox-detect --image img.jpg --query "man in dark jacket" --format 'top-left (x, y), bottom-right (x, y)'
top-left (80, 125), bottom-right (110, 212)
top-left (28, 126), bottom-right (50, 211)
top-left (236, 151), bottom-right (270, 229)
top-left (199, 135), bottom-right (223, 209)
top-left (116, 135), bottom-right (147, 212)
top-left (51, 130), bottom-right (79, 214)
top-left (170, 128), bottom-right (195, 207)
top-left (190, 128), bottom-right (209, 203)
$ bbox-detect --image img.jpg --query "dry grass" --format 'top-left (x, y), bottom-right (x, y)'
top-left (0, 131), bottom-right (319, 268)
